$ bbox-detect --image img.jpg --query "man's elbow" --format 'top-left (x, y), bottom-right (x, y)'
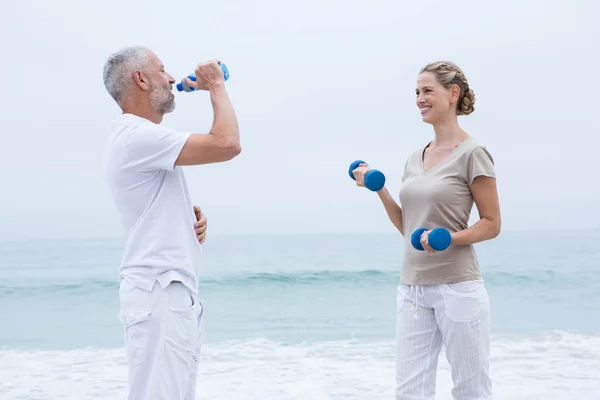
top-left (231, 142), bottom-right (242, 157)
top-left (222, 141), bottom-right (241, 161)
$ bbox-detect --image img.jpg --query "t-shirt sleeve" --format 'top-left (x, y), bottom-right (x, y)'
top-left (466, 146), bottom-right (496, 186)
top-left (125, 124), bottom-right (191, 172)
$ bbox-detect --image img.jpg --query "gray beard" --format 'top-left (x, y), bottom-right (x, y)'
top-left (150, 84), bottom-right (175, 114)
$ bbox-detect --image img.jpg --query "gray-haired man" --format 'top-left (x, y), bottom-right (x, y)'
top-left (102, 46), bottom-right (240, 399)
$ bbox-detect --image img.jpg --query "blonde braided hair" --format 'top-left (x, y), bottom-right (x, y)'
top-left (419, 61), bottom-right (475, 115)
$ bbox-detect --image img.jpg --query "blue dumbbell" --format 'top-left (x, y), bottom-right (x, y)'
top-left (176, 62), bottom-right (230, 92)
top-left (411, 227), bottom-right (452, 251)
top-left (348, 160), bottom-right (386, 192)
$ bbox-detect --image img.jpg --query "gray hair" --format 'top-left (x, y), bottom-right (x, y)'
top-left (102, 46), bottom-right (151, 105)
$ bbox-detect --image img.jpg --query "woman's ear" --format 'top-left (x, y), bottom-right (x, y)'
top-left (449, 84), bottom-right (461, 105)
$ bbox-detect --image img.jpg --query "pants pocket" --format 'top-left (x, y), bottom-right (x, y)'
top-left (160, 285), bottom-right (202, 399)
top-left (439, 280), bottom-right (489, 322)
top-left (185, 303), bottom-right (204, 400)
top-left (119, 309), bottom-right (152, 365)
top-left (165, 283), bottom-right (201, 363)
top-left (396, 284), bottom-right (410, 313)
top-left (196, 300), bottom-right (205, 345)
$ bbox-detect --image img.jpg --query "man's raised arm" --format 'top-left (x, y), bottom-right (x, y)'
top-left (176, 60), bottom-right (241, 166)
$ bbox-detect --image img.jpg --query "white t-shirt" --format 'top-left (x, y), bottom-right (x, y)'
top-left (104, 113), bottom-right (202, 295)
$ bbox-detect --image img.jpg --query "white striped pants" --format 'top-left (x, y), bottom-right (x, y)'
top-left (395, 280), bottom-right (492, 400)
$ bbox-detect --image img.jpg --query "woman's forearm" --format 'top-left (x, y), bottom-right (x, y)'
top-left (376, 187), bottom-right (404, 235)
top-left (451, 217), bottom-right (500, 246)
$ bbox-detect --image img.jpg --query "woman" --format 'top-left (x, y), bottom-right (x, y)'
top-left (353, 61), bottom-right (501, 400)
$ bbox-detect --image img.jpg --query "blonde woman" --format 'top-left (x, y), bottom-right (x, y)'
top-left (354, 61), bottom-right (501, 400)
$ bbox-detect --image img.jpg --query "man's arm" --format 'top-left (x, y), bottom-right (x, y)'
top-left (175, 62), bottom-right (241, 166)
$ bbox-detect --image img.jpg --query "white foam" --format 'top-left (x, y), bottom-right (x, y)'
top-left (1, 331), bottom-right (599, 400)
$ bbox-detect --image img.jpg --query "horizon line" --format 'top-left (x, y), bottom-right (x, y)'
top-left (0, 227), bottom-right (598, 243)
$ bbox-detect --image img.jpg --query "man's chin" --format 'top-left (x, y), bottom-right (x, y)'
top-left (160, 101), bottom-right (176, 115)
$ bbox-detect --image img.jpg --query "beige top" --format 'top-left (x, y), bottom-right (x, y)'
top-left (398, 137), bottom-right (496, 285)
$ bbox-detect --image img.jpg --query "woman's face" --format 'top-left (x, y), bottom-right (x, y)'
top-left (416, 72), bottom-right (454, 125)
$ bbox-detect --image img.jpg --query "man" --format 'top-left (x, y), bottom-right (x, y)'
top-left (102, 46), bottom-right (240, 399)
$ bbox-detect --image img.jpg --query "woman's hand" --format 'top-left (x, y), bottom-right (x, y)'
top-left (420, 230), bottom-right (436, 254)
top-left (352, 163), bottom-right (371, 188)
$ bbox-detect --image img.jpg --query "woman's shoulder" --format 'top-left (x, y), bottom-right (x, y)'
top-left (458, 137), bottom-right (494, 161)
top-left (459, 137), bottom-right (497, 183)
top-left (405, 141), bottom-right (430, 161)
top-left (462, 136), bottom-right (489, 150)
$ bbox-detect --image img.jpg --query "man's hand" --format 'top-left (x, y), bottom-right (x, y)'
top-left (183, 60), bottom-right (225, 91)
top-left (193, 205), bottom-right (207, 244)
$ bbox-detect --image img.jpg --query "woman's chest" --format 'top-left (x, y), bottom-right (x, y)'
top-left (422, 147), bottom-right (455, 172)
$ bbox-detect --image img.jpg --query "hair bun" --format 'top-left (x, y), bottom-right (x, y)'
top-left (459, 88), bottom-right (475, 115)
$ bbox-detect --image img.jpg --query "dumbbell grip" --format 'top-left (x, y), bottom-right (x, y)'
top-left (411, 227), bottom-right (452, 251)
top-left (348, 160), bottom-right (386, 192)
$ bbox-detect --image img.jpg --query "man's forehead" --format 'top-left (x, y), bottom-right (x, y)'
top-left (147, 51), bottom-right (163, 67)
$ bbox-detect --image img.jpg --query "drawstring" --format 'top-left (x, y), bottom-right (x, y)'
top-left (409, 286), bottom-right (425, 318)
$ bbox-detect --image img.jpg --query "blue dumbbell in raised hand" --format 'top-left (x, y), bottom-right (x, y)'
top-left (411, 227), bottom-right (452, 251)
top-left (176, 62), bottom-right (230, 92)
top-left (348, 160), bottom-right (386, 192)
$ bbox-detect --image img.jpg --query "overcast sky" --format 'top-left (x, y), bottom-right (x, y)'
top-left (1, 0), bottom-right (598, 240)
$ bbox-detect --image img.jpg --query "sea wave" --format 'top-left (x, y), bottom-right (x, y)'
top-left (0, 268), bottom-right (596, 297)
top-left (1, 331), bottom-right (599, 400)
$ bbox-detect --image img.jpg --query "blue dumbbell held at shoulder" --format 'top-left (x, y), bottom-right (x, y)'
top-left (176, 62), bottom-right (230, 92)
top-left (348, 160), bottom-right (386, 192)
top-left (411, 227), bottom-right (452, 252)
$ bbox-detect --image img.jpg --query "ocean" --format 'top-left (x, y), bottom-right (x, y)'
top-left (1, 230), bottom-right (599, 399)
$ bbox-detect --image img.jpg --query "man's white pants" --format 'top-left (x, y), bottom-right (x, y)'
top-left (119, 279), bottom-right (204, 400)
top-left (395, 280), bottom-right (492, 400)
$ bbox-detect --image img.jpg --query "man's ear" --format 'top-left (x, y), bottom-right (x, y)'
top-left (133, 70), bottom-right (151, 91)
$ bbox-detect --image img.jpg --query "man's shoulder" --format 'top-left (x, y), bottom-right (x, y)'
top-left (105, 113), bottom-right (191, 176)
top-left (105, 115), bottom-right (148, 168)
top-left (114, 113), bottom-right (152, 126)
top-left (107, 114), bottom-right (169, 151)
top-left (111, 113), bottom-right (187, 141)
top-left (109, 114), bottom-right (153, 136)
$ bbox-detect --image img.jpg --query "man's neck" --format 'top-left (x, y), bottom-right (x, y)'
top-left (121, 101), bottom-right (162, 124)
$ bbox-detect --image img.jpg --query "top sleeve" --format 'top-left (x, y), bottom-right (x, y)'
top-left (466, 146), bottom-right (496, 186)
top-left (125, 124), bottom-right (191, 172)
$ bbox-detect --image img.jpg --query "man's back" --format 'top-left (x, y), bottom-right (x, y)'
top-left (105, 113), bottom-right (202, 294)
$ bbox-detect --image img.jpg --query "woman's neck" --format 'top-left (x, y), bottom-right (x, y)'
top-left (431, 116), bottom-right (468, 147)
